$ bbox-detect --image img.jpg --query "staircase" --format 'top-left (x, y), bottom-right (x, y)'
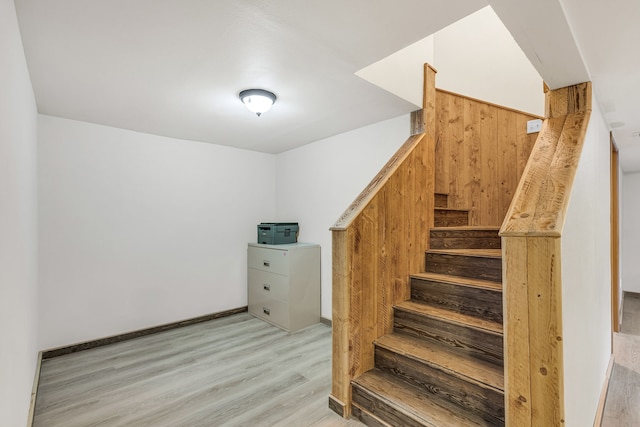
top-left (350, 194), bottom-right (504, 427)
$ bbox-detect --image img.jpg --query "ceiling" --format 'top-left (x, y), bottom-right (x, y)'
top-left (14, 0), bottom-right (640, 170)
top-left (14, 0), bottom-right (486, 154)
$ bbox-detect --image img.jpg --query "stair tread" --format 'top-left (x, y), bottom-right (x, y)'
top-left (353, 369), bottom-right (491, 427)
top-left (376, 333), bottom-right (504, 392)
top-left (411, 272), bottom-right (502, 291)
top-left (395, 300), bottom-right (503, 334)
top-left (430, 226), bottom-right (500, 231)
top-left (427, 248), bottom-right (502, 258)
top-left (434, 207), bottom-right (470, 212)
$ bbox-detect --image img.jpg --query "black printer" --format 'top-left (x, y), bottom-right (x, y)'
top-left (257, 222), bottom-right (299, 245)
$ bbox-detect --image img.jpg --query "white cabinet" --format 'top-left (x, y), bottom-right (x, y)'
top-left (247, 243), bottom-right (320, 332)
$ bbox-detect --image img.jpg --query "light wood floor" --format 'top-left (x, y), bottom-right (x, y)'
top-left (33, 313), bottom-right (363, 426)
top-left (602, 292), bottom-right (640, 427)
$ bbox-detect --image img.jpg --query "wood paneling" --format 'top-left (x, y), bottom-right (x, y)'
top-left (330, 65), bottom-right (437, 417)
top-left (435, 89), bottom-right (541, 226)
top-left (500, 82), bottom-right (592, 427)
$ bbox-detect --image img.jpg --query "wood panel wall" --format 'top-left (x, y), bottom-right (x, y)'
top-left (435, 90), bottom-right (541, 226)
top-left (500, 82), bottom-right (592, 426)
top-left (329, 65), bottom-right (437, 417)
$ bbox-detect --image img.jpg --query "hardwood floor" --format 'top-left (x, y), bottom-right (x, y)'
top-left (33, 313), bottom-right (363, 426)
top-left (602, 292), bottom-right (640, 427)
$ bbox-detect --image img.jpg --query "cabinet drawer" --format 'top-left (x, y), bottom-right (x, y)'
top-left (248, 295), bottom-right (289, 329)
top-left (248, 269), bottom-right (289, 302)
top-left (248, 246), bottom-right (289, 275)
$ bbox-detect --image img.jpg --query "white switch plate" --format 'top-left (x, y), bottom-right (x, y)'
top-left (527, 119), bottom-right (543, 134)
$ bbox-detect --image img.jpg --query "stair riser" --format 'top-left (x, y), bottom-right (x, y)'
top-left (375, 347), bottom-right (505, 425)
top-left (352, 384), bottom-right (426, 427)
top-left (430, 230), bottom-right (501, 250)
top-left (394, 308), bottom-right (503, 365)
top-left (411, 278), bottom-right (503, 323)
top-left (434, 210), bottom-right (469, 227)
top-left (425, 252), bottom-right (502, 282)
top-left (351, 404), bottom-right (390, 427)
top-left (434, 193), bottom-right (448, 208)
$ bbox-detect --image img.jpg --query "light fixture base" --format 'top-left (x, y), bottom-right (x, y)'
top-left (239, 89), bottom-right (277, 116)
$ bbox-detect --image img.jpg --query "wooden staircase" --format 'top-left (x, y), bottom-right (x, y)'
top-left (350, 194), bottom-right (504, 427)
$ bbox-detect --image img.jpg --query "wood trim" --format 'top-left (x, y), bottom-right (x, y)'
top-left (328, 395), bottom-right (347, 418)
top-left (611, 136), bottom-right (620, 333)
top-left (500, 82), bottom-right (592, 427)
top-left (424, 64), bottom-right (437, 139)
top-left (501, 112), bottom-right (591, 236)
top-left (593, 355), bottom-right (615, 427)
top-left (410, 109), bottom-right (424, 136)
top-left (26, 351), bottom-right (43, 427)
top-left (436, 88), bottom-right (545, 120)
top-left (320, 316), bottom-right (332, 327)
top-left (42, 306), bottom-right (248, 359)
top-left (331, 133), bottom-right (425, 231)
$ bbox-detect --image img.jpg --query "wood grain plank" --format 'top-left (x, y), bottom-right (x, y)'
top-left (526, 237), bottom-right (564, 427)
top-left (530, 111), bottom-right (591, 234)
top-left (463, 98), bottom-right (482, 225)
top-left (374, 346), bottom-right (504, 424)
top-left (503, 237), bottom-right (532, 426)
top-left (435, 90), bottom-right (450, 195)
top-left (446, 93), bottom-right (467, 213)
top-left (352, 369), bottom-right (490, 427)
top-left (498, 108), bottom-right (519, 226)
top-left (423, 64), bottom-right (437, 140)
top-left (331, 229), bottom-right (352, 416)
top-left (500, 116), bottom-right (566, 236)
top-left (480, 104), bottom-right (499, 225)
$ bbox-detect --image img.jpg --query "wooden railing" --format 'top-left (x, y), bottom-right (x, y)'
top-left (500, 82), bottom-right (592, 426)
top-left (329, 65), bottom-right (437, 417)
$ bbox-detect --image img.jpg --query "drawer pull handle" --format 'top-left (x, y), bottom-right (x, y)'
top-left (263, 307), bottom-right (270, 316)
top-left (263, 284), bottom-right (270, 291)
top-left (263, 261), bottom-right (270, 267)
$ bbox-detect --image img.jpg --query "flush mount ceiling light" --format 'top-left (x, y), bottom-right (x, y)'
top-left (239, 89), bottom-right (277, 117)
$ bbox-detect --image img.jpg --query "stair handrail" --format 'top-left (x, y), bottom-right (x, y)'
top-left (329, 64), bottom-right (437, 418)
top-left (499, 82), bottom-right (592, 426)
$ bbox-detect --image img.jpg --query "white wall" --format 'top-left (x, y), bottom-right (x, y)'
top-left (355, 6), bottom-right (544, 116)
top-left (356, 36), bottom-right (435, 108)
top-left (560, 100), bottom-right (611, 426)
top-left (434, 6), bottom-right (544, 116)
top-left (38, 115), bottom-right (276, 349)
top-left (0, 0), bottom-right (39, 425)
top-left (275, 115), bottom-right (409, 319)
top-left (622, 171), bottom-right (640, 293)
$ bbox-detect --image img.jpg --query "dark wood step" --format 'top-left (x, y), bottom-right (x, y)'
top-left (410, 272), bottom-right (503, 323)
top-left (375, 333), bottom-right (504, 425)
top-left (434, 193), bottom-right (448, 208)
top-left (434, 208), bottom-right (469, 227)
top-left (425, 249), bottom-right (502, 282)
top-left (430, 226), bottom-right (501, 250)
top-left (394, 301), bottom-right (503, 365)
top-left (352, 369), bottom-right (493, 427)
